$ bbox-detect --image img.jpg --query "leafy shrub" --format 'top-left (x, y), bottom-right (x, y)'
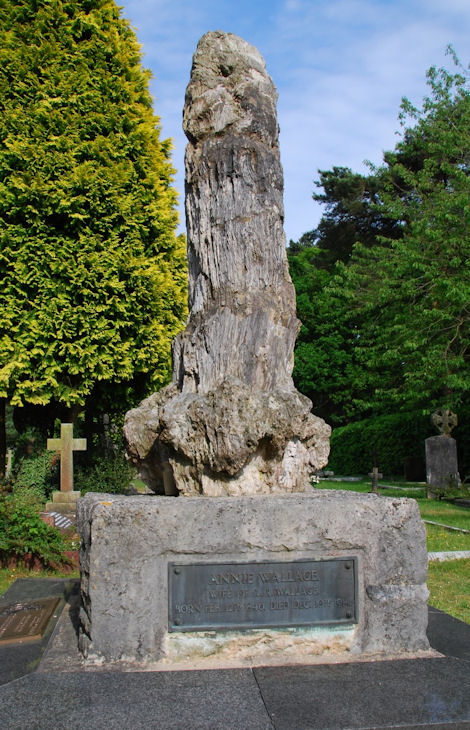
top-left (328, 406), bottom-right (470, 479)
top-left (75, 449), bottom-right (134, 495)
top-left (14, 450), bottom-right (58, 498)
top-left (0, 487), bottom-right (68, 567)
top-left (327, 411), bottom-right (433, 476)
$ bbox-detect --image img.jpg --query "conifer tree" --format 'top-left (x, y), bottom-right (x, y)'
top-left (0, 0), bottom-right (187, 474)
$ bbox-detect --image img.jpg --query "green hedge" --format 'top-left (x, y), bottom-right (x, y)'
top-left (328, 409), bottom-right (470, 478)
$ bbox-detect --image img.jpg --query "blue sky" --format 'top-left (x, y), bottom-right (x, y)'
top-left (119, 0), bottom-right (470, 243)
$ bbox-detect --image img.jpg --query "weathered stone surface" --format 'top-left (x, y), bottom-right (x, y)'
top-left (124, 31), bottom-right (330, 496)
top-left (425, 435), bottom-right (460, 492)
top-left (77, 491), bottom-right (430, 665)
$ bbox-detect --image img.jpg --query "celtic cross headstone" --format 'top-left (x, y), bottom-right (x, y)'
top-left (425, 408), bottom-right (460, 497)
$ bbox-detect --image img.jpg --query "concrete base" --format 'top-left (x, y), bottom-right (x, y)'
top-left (45, 490), bottom-right (80, 515)
top-left (77, 492), bottom-right (430, 666)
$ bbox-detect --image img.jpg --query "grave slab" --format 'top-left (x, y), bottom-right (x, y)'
top-left (0, 578), bottom-right (77, 686)
top-left (253, 657), bottom-right (470, 729)
top-left (0, 597), bottom-right (60, 645)
top-left (0, 669), bottom-right (272, 730)
top-left (427, 605), bottom-right (470, 662)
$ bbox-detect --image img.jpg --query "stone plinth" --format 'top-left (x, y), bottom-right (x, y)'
top-left (425, 435), bottom-right (460, 493)
top-left (45, 490), bottom-right (80, 515)
top-left (77, 491), bottom-right (430, 667)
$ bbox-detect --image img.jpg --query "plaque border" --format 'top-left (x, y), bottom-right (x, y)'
top-left (168, 557), bottom-right (358, 632)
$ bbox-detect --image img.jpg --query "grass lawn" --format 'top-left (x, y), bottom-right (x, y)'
top-left (0, 567), bottom-right (79, 597)
top-left (427, 559), bottom-right (470, 624)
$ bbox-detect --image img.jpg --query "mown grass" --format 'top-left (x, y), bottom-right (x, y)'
top-left (427, 559), bottom-right (470, 624)
top-left (0, 566), bottom-right (79, 597)
top-left (418, 500), bottom-right (470, 530)
top-left (425, 523), bottom-right (470, 551)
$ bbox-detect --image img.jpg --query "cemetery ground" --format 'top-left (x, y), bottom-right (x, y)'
top-left (1, 477), bottom-right (470, 730)
top-left (0, 476), bottom-right (469, 624)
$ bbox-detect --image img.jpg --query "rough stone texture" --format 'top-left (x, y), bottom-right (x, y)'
top-left (123, 31), bottom-right (330, 496)
top-left (425, 435), bottom-right (460, 492)
top-left (77, 491), bottom-right (430, 665)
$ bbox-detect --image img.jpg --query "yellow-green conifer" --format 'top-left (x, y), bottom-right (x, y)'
top-left (0, 0), bottom-right (187, 472)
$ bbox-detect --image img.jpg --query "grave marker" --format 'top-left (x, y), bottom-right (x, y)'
top-left (368, 466), bottom-right (383, 494)
top-left (0, 597), bottom-right (60, 645)
top-left (46, 423), bottom-right (86, 515)
top-left (47, 423), bottom-right (86, 493)
top-left (426, 409), bottom-right (460, 497)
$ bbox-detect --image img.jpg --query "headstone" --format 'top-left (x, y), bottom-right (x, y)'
top-left (403, 455), bottom-right (425, 482)
top-left (5, 448), bottom-right (13, 480)
top-left (0, 597), bottom-right (60, 645)
top-left (368, 466), bottom-right (383, 494)
top-left (78, 32), bottom-right (430, 669)
top-left (124, 31), bottom-right (330, 496)
top-left (425, 409), bottom-right (460, 496)
top-left (46, 422), bottom-right (86, 514)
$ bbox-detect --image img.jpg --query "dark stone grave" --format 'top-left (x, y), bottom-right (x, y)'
top-left (0, 596), bottom-right (60, 645)
top-left (404, 454), bottom-right (425, 481)
top-left (426, 408), bottom-right (460, 495)
top-left (0, 577), bottom-right (77, 685)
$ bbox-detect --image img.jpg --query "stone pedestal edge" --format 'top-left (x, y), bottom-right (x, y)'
top-left (77, 491), bottom-right (430, 666)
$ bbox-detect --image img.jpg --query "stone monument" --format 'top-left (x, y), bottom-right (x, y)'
top-left (425, 408), bottom-right (460, 497)
top-left (45, 422), bottom-right (86, 515)
top-left (123, 30), bottom-right (330, 496)
top-left (77, 31), bottom-right (430, 667)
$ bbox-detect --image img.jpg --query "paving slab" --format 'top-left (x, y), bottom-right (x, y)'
top-left (0, 669), bottom-right (273, 730)
top-left (1, 577), bottom-right (470, 729)
top-left (253, 657), bottom-right (470, 730)
top-left (0, 577), bottom-right (77, 605)
top-left (427, 605), bottom-right (470, 662)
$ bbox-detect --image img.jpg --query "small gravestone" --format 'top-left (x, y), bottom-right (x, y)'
top-left (46, 422), bottom-right (86, 514)
top-left (368, 466), bottom-right (383, 494)
top-left (5, 448), bottom-right (13, 480)
top-left (0, 597), bottom-right (60, 645)
top-left (425, 409), bottom-right (460, 497)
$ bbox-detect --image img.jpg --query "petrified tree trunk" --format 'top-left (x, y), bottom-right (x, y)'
top-left (124, 31), bottom-right (330, 496)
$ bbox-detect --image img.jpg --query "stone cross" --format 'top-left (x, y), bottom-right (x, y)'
top-left (47, 423), bottom-right (86, 493)
top-left (431, 408), bottom-right (458, 436)
top-left (5, 448), bottom-right (13, 480)
top-left (368, 466), bottom-right (383, 494)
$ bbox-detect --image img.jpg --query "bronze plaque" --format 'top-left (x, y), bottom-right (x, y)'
top-left (0, 597), bottom-right (60, 645)
top-left (168, 558), bottom-right (357, 631)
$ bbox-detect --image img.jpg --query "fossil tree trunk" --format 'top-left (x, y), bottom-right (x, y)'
top-left (124, 31), bottom-right (330, 496)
